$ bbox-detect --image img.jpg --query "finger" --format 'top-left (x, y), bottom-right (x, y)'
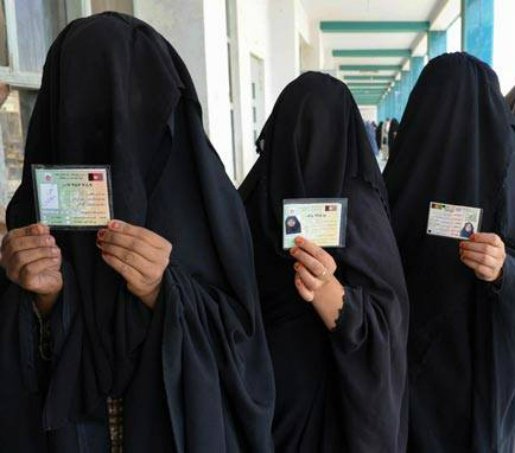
top-left (294, 237), bottom-right (336, 272)
top-left (294, 262), bottom-right (322, 292)
top-left (460, 241), bottom-right (503, 257)
top-left (2, 234), bottom-right (56, 258)
top-left (470, 233), bottom-right (503, 247)
top-left (19, 257), bottom-right (62, 291)
top-left (2, 224), bottom-right (50, 249)
top-left (461, 257), bottom-right (495, 279)
top-left (107, 220), bottom-right (171, 251)
top-left (97, 241), bottom-right (158, 278)
top-left (290, 247), bottom-right (327, 278)
top-left (3, 224), bottom-right (49, 243)
top-left (460, 250), bottom-right (500, 269)
top-left (10, 247), bottom-right (61, 279)
top-left (294, 274), bottom-right (314, 302)
top-left (101, 252), bottom-right (145, 286)
top-left (97, 229), bottom-right (166, 264)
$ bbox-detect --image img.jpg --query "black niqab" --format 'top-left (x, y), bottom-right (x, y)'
top-left (384, 52), bottom-right (515, 453)
top-left (240, 72), bottom-right (409, 452)
top-left (0, 13), bottom-right (274, 452)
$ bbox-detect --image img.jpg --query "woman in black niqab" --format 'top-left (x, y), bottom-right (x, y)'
top-left (506, 85), bottom-right (515, 114)
top-left (240, 72), bottom-right (409, 452)
top-left (384, 52), bottom-right (515, 453)
top-left (388, 118), bottom-right (400, 154)
top-left (0, 13), bottom-right (274, 452)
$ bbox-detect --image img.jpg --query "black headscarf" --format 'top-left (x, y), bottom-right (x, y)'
top-left (376, 121), bottom-right (383, 148)
top-left (388, 118), bottom-right (400, 150)
top-left (384, 52), bottom-right (515, 453)
top-left (0, 13), bottom-right (274, 452)
top-left (240, 72), bottom-right (409, 452)
top-left (506, 85), bottom-right (515, 114)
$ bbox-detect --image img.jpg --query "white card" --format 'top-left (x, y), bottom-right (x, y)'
top-left (283, 198), bottom-right (348, 249)
top-left (427, 201), bottom-right (483, 240)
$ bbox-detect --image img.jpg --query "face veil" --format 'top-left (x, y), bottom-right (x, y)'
top-left (240, 72), bottom-right (409, 452)
top-left (384, 52), bottom-right (515, 452)
top-left (0, 13), bottom-right (274, 452)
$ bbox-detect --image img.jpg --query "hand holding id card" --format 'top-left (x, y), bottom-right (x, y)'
top-left (33, 165), bottom-right (113, 230)
top-left (283, 198), bottom-right (348, 249)
top-left (427, 201), bottom-right (482, 240)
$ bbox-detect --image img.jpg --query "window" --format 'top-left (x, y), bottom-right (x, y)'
top-left (15, 1), bottom-right (66, 72)
top-left (0, 88), bottom-right (24, 219)
top-left (0, 1), bottom-right (8, 67)
top-left (250, 55), bottom-right (265, 144)
top-left (225, 0), bottom-right (243, 182)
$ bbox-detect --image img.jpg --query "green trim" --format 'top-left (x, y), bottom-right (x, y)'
top-left (320, 21), bottom-right (429, 33)
top-left (347, 82), bottom-right (391, 87)
top-left (352, 95), bottom-right (386, 98)
top-left (333, 49), bottom-right (411, 57)
top-left (353, 91), bottom-right (387, 94)
top-left (340, 65), bottom-right (401, 71)
top-left (344, 75), bottom-right (395, 81)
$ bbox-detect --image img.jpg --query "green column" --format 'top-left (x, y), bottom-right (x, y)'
top-left (428, 31), bottom-right (447, 60)
top-left (462, 0), bottom-right (494, 64)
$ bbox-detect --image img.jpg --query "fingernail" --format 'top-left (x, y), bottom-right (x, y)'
top-left (96, 241), bottom-right (103, 249)
top-left (51, 247), bottom-right (59, 256)
top-left (295, 237), bottom-right (304, 245)
top-left (46, 236), bottom-right (55, 245)
top-left (109, 221), bottom-right (120, 230)
top-left (294, 263), bottom-right (300, 270)
top-left (97, 229), bottom-right (106, 238)
top-left (52, 257), bottom-right (60, 263)
top-left (290, 247), bottom-right (298, 255)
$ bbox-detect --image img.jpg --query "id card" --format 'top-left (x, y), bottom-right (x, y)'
top-left (427, 201), bottom-right (482, 240)
top-left (32, 165), bottom-right (113, 230)
top-left (283, 198), bottom-right (348, 249)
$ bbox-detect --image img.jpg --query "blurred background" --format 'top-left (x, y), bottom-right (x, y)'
top-left (0, 0), bottom-right (513, 231)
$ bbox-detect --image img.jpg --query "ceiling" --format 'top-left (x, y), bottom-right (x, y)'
top-left (300, 0), bottom-right (458, 105)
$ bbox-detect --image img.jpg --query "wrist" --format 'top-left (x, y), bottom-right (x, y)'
top-left (312, 276), bottom-right (345, 330)
top-left (34, 291), bottom-right (61, 316)
top-left (137, 283), bottom-right (162, 310)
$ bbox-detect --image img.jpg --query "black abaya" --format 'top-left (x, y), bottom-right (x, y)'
top-left (240, 72), bottom-right (409, 453)
top-left (0, 13), bottom-right (274, 452)
top-left (384, 52), bottom-right (515, 453)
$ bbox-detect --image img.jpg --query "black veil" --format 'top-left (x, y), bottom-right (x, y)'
top-left (0, 13), bottom-right (274, 452)
top-left (240, 72), bottom-right (409, 452)
top-left (384, 52), bottom-right (515, 452)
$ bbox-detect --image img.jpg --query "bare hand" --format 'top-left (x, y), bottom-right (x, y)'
top-left (97, 220), bottom-right (172, 309)
top-left (290, 236), bottom-right (338, 301)
top-left (460, 233), bottom-right (506, 282)
top-left (290, 237), bottom-right (344, 329)
top-left (0, 223), bottom-right (62, 314)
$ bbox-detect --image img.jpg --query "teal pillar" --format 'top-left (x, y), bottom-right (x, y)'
top-left (462, 0), bottom-right (494, 64)
top-left (411, 56), bottom-right (425, 88)
top-left (428, 31), bottom-right (447, 60)
top-left (396, 77), bottom-right (403, 120)
top-left (400, 71), bottom-right (410, 118)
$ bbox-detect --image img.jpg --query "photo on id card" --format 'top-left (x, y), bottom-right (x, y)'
top-left (427, 201), bottom-right (483, 241)
top-left (283, 198), bottom-right (348, 250)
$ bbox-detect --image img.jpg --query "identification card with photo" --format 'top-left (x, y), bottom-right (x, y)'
top-left (32, 165), bottom-right (113, 229)
top-left (283, 198), bottom-right (348, 250)
top-left (427, 201), bottom-right (482, 241)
